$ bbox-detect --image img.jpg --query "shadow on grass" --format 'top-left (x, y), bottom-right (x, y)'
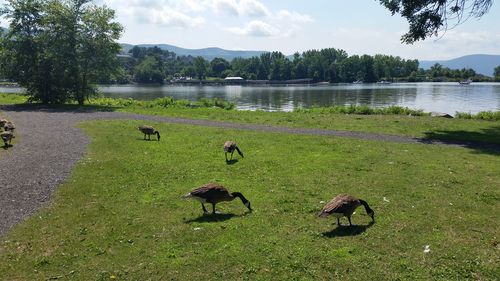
top-left (137, 138), bottom-right (160, 142)
top-left (184, 211), bottom-right (252, 223)
top-left (225, 159), bottom-right (239, 165)
top-left (419, 125), bottom-right (500, 155)
top-left (0, 103), bottom-right (120, 113)
top-left (322, 221), bottom-right (375, 237)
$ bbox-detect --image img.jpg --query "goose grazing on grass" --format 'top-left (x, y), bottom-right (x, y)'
top-left (0, 119), bottom-right (7, 129)
top-left (318, 194), bottom-right (374, 226)
top-left (138, 125), bottom-right (160, 141)
top-left (4, 121), bottom-right (15, 132)
top-left (1, 131), bottom-right (14, 147)
top-left (224, 141), bottom-right (243, 161)
top-left (182, 183), bottom-right (252, 214)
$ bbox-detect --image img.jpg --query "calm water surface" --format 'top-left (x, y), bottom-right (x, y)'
top-left (99, 83), bottom-right (500, 114)
top-left (4, 83), bottom-right (500, 114)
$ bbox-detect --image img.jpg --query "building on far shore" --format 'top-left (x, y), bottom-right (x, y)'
top-left (224, 77), bottom-right (245, 81)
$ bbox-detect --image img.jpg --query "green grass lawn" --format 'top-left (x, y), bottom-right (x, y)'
top-left (1, 93), bottom-right (499, 145)
top-left (0, 93), bottom-right (26, 105)
top-left (1, 120), bottom-right (498, 280)
top-left (123, 106), bottom-right (500, 145)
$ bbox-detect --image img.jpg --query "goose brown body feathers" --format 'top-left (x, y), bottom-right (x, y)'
top-left (183, 183), bottom-right (252, 214)
top-left (224, 141), bottom-right (243, 161)
top-left (319, 194), bottom-right (374, 226)
top-left (1, 130), bottom-right (14, 147)
top-left (4, 121), bottom-right (15, 132)
top-left (0, 119), bottom-right (7, 128)
top-left (138, 125), bottom-right (160, 141)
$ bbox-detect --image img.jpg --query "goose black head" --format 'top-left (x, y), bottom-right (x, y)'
top-left (232, 192), bottom-right (252, 212)
top-left (359, 199), bottom-right (375, 222)
top-left (245, 201), bottom-right (252, 211)
top-left (368, 210), bottom-right (375, 222)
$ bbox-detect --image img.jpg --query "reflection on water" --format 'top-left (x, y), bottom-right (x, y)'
top-left (3, 83), bottom-right (500, 114)
top-left (99, 83), bottom-right (500, 114)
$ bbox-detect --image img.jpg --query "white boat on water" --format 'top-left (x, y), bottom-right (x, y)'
top-left (377, 80), bottom-right (392, 84)
top-left (459, 79), bottom-right (472, 85)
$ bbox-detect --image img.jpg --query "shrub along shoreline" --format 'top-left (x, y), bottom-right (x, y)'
top-left (2, 93), bottom-right (499, 120)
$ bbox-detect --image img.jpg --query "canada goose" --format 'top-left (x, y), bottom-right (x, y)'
top-left (182, 183), bottom-right (252, 214)
top-left (1, 131), bottom-right (14, 147)
top-left (224, 141), bottom-right (243, 161)
top-left (0, 119), bottom-right (7, 129)
top-left (138, 125), bottom-right (160, 141)
top-left (318, 194), bottom-right (374, 226)
top-left (4, 121), bottom-right (15, 132)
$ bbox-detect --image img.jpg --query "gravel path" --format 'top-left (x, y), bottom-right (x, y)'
top-left (1, 105), bottom-right (498, 236)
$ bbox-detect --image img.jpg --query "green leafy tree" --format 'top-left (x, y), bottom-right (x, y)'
top-left (269, 52), bottom-right (289, 80)
top-left (180, 65), bottom-right (196, 78)
top-left (494, 66), bottom-right (500, 80)
top-left (379, 0), bottom-right (493, 43)
top-left (258, 53), bottom-right (271, 80)
top-left (230, 57), bottom-right (249, 79)
top-left (210, 57), bottom-right (230, 78)
top-left (292, 53), bottom-right (308, 79)
top-left (193, 56), bottom-right (208, 80)
top-left (359, 55), bottom-right (376, 83)
top-left (338, 56), bottom-right (361, 82)
top-left (0, 0), bottom-right (123, 104)
top-left (134, 56), bottom-right (164, 83)
top-left (429, 63), bottom-right (444, 78)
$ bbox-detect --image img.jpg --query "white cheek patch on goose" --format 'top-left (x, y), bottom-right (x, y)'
top-left (194, 197), bottom-right (207, 203)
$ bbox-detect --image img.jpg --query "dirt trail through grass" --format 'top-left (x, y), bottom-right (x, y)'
top-left (0, 105), bottom-right (498, 236)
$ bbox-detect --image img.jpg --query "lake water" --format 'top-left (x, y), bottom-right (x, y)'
top-left (3, 83), bottom-right (500, 114)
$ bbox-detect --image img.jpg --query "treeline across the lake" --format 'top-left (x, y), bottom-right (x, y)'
top-left (109, 46), bottom-right (496, 84)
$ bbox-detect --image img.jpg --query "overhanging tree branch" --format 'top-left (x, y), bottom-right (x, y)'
top-left (379, 0), bottom-right (493, 43)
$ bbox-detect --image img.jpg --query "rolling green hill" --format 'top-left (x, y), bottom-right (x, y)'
top-left (120, 43), bottom-right (266, 61)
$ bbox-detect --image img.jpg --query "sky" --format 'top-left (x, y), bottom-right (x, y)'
top-left (4, 0), bottom-right (500, 60)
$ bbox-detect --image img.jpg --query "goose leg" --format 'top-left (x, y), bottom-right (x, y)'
top-left (231, 150), bottom-right (234, 160)
top-left (143, 134), bottom-right (146, 140)
top-left (212, 203), bottom-right (216, 214)
top-left (225, 152), bottom-right (228, 161)
top-left (201, 203), bottom-right (208, 214)
top-left (337, 218), bottom-right (341, 226)
top-left (348, 217), bottom-right (352, 226)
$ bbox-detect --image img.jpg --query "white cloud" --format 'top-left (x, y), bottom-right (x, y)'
top-left (212, 0), bottom-right (270, 17)
top-left (221, 4), bottom-right (313, 38)
top-left (104, 0), bottom-right (314, 37)
top-left (227, 20), bottom-right (279, 37)
top-left (239, 0), bottom-right (270, 17)
top-left (212, 0), bottom-right (240, 16)
top-left (108, 0), bottom-right (206, 29)
top-left (176, 0), bottom-right (211, 13)
top-left (276, 10), bottom-right (314, 23)
top-left (330, 27), bottom-right (500, 60)
top-left (135, 7), bottom-right (205, 28)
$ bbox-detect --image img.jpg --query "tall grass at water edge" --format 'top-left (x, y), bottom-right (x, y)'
top-left (294, 105), bottom-right (429, 116)
top-left (87, 96), bottom-right (236, 110)
top-left (1, 93), bottom-right (500, 121)
top-left (455, 111), bottom-right (500, 121)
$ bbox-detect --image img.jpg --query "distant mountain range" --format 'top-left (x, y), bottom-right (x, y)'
top-left (120, 43), bottom-right (266, 61)
top-left (419, 54), bottom-right (500, 76)
top-left (120, 44), bottom-right (500, 76)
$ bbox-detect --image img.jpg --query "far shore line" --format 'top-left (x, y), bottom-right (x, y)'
top-left (2, 80), bottom-right (500, 89)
